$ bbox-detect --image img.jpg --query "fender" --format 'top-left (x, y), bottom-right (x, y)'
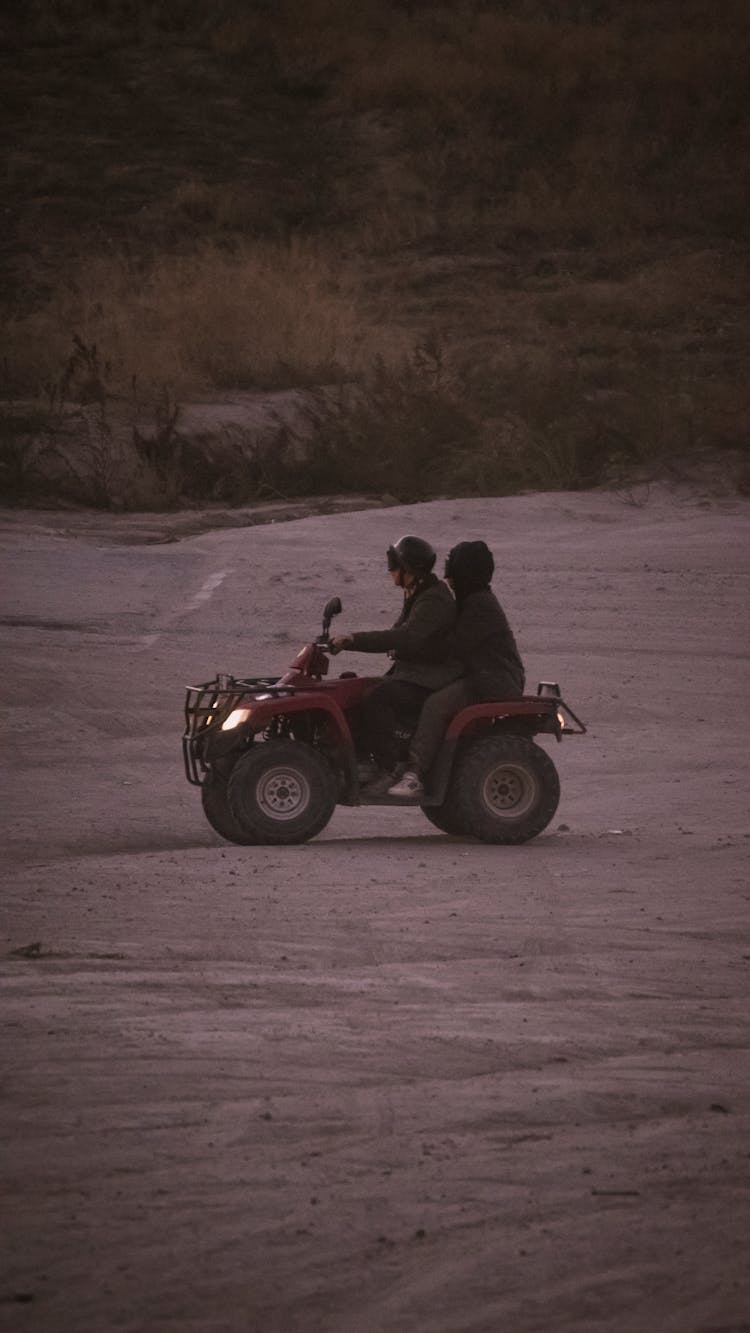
top-left (424, 695), bottom-right (584, 806)
top-left (240, 691), bottom-right (352, 744)
top-left (443, 697), bottom-right (561, 741)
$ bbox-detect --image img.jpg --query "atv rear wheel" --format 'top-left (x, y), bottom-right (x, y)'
top-left (201, 768), bottom-right (258, 845)
top-left (453, 734), bottom-right (560, 844)
top-left (228, 740), bottom-right (337, 844)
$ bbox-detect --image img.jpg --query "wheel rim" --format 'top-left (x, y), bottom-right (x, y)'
top-left (481, 761), bottom-right (537, 819)
top-left (257, 766), bottom-right (311, 821)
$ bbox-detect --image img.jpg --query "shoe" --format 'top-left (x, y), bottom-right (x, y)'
top-left (387, 770), bottom-right (423, 799)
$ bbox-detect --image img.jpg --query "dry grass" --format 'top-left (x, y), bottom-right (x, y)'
top-left (3, 242), bottom-right (408, 398)
top-left (1, 0), bottom-right (748, 504)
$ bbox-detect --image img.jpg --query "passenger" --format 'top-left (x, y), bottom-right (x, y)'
top-left (388, 540), bottom-right (525, 798)
top-left (329, 535), bottom-right (463, 783)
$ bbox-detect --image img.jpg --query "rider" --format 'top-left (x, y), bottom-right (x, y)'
top-left (388, 539), bottom-right (525, 798)
top-left (330, 535), bottom-right (463, 782)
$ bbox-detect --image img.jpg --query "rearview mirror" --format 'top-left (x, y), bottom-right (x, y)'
top-left (321, 596), bottom-right (342, 638)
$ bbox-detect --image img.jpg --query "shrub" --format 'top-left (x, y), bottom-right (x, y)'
top-left (295, 352), bottom-right (482, 500)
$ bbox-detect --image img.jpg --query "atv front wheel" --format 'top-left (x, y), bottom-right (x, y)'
top-left (453, 734), bottom-right (560, 844)
top-left (201, 768), bottom-right (258, 845)
top-left (228, 740), bottom-right (337, 844)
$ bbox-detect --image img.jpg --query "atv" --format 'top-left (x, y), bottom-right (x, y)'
top-left (182, 596), bottom-right (585, 846)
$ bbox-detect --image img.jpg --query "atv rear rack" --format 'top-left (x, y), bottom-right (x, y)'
top-left (535, 681), bottom-right (587, 737)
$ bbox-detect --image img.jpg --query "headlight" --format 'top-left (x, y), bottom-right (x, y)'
top-left (221, 707), bottom-right (253, 732)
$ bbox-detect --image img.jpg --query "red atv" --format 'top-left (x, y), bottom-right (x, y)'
top-left (182, 597), bottom-right (585, 846)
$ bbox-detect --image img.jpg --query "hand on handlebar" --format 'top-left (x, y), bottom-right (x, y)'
top-left (329, 635), bottom-right (353, 655)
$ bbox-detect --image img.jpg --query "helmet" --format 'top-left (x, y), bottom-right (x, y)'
top-left (386, 535), bottom-right (436, 576)
top-left (444, 540), bottom-right (495, 588)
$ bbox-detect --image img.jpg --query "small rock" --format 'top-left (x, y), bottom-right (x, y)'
top-left (10, 942), bottom-right (42, 958)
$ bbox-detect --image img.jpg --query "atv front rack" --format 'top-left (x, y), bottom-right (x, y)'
top-left (182, 675), bottom-right (293, 784)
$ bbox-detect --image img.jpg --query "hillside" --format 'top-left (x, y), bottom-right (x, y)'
top-left (2, 0), bottom-right (749, 507)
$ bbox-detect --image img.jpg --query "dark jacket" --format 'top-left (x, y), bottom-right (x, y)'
top-left (349, 574), bottom-right (463, 690)
top-left (443, 540), bottom-right (525, 699)
top-left (448, 586), bottom-right (525, 700)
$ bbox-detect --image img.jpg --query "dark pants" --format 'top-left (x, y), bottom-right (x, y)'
top-left (410, 670), bottom-right (524, 782)
top-left (360, 679), bottom-right (431, 771)
top-left (409, 678), bottom-right (472, 780)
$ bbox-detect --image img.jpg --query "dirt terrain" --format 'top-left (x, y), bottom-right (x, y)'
top-left (1, 486), bottom-right (749, 1333)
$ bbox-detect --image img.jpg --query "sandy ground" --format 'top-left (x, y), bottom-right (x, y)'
top-left (1, 485), bottom-right (749, 1333)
